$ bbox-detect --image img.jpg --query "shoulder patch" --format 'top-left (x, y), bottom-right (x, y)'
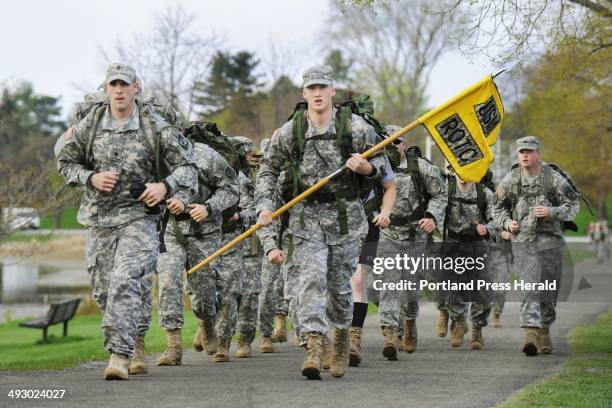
top-left (565, 186), bottom-right (578, 201)
top-left (225, 166), bottom-right (236, 180)
top-left (177, 134), bottom-right (189, 150)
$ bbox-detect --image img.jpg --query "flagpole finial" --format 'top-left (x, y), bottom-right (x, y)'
top-left (492, 68), bottom-right (507, 78)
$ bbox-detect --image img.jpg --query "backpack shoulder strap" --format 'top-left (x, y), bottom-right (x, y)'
top-left (476, 182), bottom-right (487, 220)
top-left (84, 103), bottom-right (108, 169)
top-left (540, 164), bottom-right (557, 205)
top-left (443, 176), bottom-right (457, 240)
top-left (291, 108), bottom-right (308, 161)
top-left (335, 105), bottom-right (353, 159)
top-left (139, 101), bottom-right (176, 181)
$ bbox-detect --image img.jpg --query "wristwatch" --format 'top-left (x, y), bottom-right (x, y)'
top-left (204, 202), bottom-right (212, 214)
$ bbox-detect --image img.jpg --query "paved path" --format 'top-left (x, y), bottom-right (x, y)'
top-left (1, 258), bottom-right (609, 408)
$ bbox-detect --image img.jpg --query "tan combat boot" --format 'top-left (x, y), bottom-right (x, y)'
top-left (403, 319), bottom-right (417, 353)
top-left (271, 314), bottom-right (288, 343)
top-left (294, 334), bottom-right (301, 347)
top-left (437, 310), bottom-right (449, 337)
top-left (522, 327), bottom-right (539, 356)
top-left (348, 327), bottom-right (363, 367)
top-left (470, 324), bottom-right (484, 350)
top-left (212, 337), bottom-right (230, 363)
top-left (260, 335), bottom-right (275, 353)
top-left (104, 353), bottom-right (129, 381)
top-left (450, 319), bottom-right (467, 348)
top-left (538, 327), bottom-right (553, 354)
top-left (202, 318), bottom-right (218, 355)
top-left (330, 328), bottom-right (350, 378)
top-left (322, 335), bottom-right (332, 370)
top-left (193, 319), bottom-right (204, 352)
top-left (382, 326), bottom-right (399, 361)
top-left (156, 329), bottom-right (182, 366)
top-left (492, 312), bottom-right (501, 328)
top-left (301, 332), bottom-right (323, 380)
top-left (235, 334), bottom-right (252, 358)
top-left (129, 335), bottom-right (147, 375)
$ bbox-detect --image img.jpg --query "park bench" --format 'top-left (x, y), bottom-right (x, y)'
top-left (19, 298), bottom-right (81, 343)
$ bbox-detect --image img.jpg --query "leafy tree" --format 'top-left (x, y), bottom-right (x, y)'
top-left (0, 82), bottom-right (63, 163)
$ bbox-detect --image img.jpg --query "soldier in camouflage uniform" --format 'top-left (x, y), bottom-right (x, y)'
top-left (256, 65), bottom-right (386, 380)
top-left (488, 228), bottom-right (513, 327)
top-left (57, 63), bottom-right (197, 380)
top-left (377, 137), bottom-right (446, 360)
top-left (493, 136), bottom-right (579, 356)
top-left (441, 171), bottom-right (495, 350)
top-left (154, 141), bottom-right (239, 367)
top-left (230, 136), bottom-right (263, 358)
top-left (257, 136), bottom-right (290, 353)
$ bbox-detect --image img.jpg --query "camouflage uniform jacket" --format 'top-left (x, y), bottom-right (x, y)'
top-left (173, 142), bottom-right (239, 236)
top-left (445, 183), bottom-right (495, 240)
top-left (492, 161), bottom-right (579, 250)
top-left (57, 105), bottom-right (197, 228)
top-left (382, 156), bottom-right (446, 242)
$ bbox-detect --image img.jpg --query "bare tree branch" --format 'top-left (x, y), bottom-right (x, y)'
top-left (99, 4), bottom-right (223, 119)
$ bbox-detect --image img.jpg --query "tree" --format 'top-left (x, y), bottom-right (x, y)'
top-left (100, 4), bottom-right (222, 119)
top-left (324, 49), bottom-right (353, 87)
top-left (428, 0), bottom-right (611, 65)
top-left (196, 51), bottom-right (263, 116)
top-left (326, 0), bottom-right (453, 124)
top-left (0, 82), bottom-right (63, 164)
top-left (195, 50), bottom-right (266, 136)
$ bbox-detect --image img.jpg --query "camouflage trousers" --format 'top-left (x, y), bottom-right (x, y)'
top-left (288, 201), bottom-right (367, 335)
top-left (440, 240), bottom-right (491, 328)
top-left (377, 238), bottom-right (426, 330)
top-left (236, 253), bottom-right (262, 342)
top-left (513, 244), bottom-right (563, 328)
top-left (215, 231), bottom-right (245, 340)
top-left (258, 258), bottom-right (288, 337)
top-left (85, 217), bottom-right (158, 356)
top-left (155, 229), bottom-right (220, 331)
top-left (489, 247), bottom-right (512, 315)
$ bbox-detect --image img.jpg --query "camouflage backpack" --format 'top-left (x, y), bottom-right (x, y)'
top-left (182, 121), bottom-right (241, 174)
top-left (182, 121), bottom-right (243, 225)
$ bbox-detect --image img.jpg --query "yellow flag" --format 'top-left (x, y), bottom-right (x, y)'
top-left (418, 75), bottom-right (504, 183)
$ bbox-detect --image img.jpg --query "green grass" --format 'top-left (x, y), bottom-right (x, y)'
top-left (1, 301), bottom-right (378, 371)
top-left (497, 310), bottom-right (612, 408)
top-left (0, 313), bottom-right (199, 371)
top-left (39, 207), bottom-right (84, 229)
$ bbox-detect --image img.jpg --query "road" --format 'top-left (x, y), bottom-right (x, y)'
top-left (0, 257), bottom-right (609, 408)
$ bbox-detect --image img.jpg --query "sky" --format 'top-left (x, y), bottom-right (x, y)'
top-left (1, 0), bottom-right (496, 118)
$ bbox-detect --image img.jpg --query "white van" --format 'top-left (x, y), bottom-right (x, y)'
top-left (2, 207), bottom-right (41, 230)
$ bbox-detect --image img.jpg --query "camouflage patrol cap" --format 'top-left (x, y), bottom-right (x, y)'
top-left (106, 63), bottom-right (137, 84)
top-left (516, 135), bottom-right (540, 152)
top-left (302, 65), bottom-right (333, 88)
